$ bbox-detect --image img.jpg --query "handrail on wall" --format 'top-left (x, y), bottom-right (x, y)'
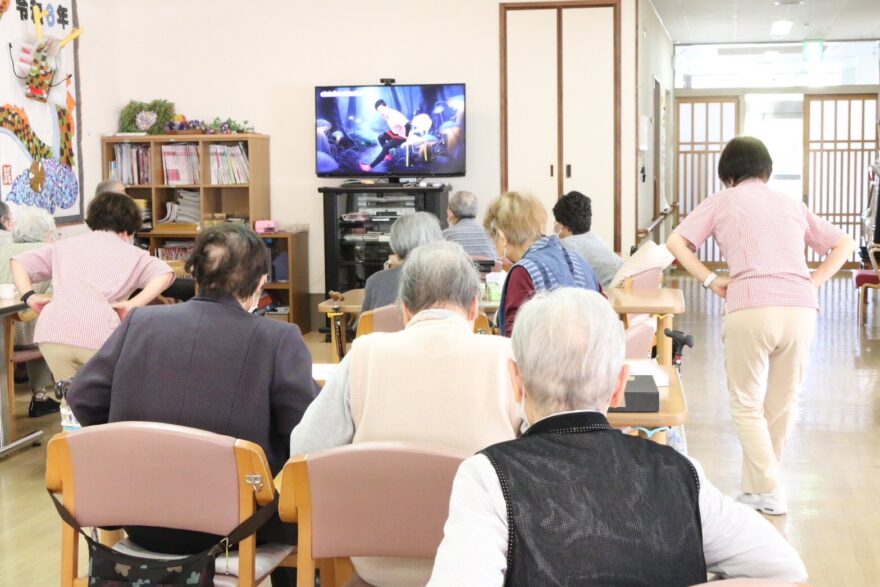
top-left (636, 200), bottom-right (679, 241)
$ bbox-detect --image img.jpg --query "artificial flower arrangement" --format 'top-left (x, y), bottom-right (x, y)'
top-left (119, 99), bottom-right (175, 135)
top-left (166, 114), bottom-right (253, 134)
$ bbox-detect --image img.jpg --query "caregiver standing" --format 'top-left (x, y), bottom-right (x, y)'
top-left (667, 136), bottom-right (853, 516)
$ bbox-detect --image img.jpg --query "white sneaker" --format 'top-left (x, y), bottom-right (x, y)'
top-left (736, 489), bottom-right (787, 516)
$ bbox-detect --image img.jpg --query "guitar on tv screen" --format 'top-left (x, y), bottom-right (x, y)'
top-left (315, 83), bottom-right (466, 178)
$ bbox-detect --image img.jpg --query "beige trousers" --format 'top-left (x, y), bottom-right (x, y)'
top-left (722, 306), bottom-right (816, 494)
top-left (39, 343), bottom-right (98, 381)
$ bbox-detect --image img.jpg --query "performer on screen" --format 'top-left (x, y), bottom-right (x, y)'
top-left (359, 99), bottom-right (411, 172)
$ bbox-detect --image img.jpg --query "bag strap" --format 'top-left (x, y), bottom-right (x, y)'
top-left (49, 490), bottom-right (279, 553)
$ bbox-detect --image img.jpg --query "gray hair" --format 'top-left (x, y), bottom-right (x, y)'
top-left (448, 190), bottom-right (479, 220)
top-left (399, 241), bottom-right (481, 314)
top-left (512, 288), bottom-right (625, 415)
top-left (95, 179), bottom-right (126, 196)
top-left (12, 206), bottom-right (57, 243)
top-left (390, 212), bottom-right (443, 259)
top-left (0, 201), bottom-right (11, 230)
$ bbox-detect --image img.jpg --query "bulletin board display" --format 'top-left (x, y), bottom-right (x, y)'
top-left (0, 0), bottom-right (83, 224)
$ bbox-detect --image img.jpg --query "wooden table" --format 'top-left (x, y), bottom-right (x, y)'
top-left (0, 299), bottom-right (42, 458)
top-left (608, 366), bottom-right (687, 444)
top-left (317, 289), bottom-right (366, 362)
top-left (606, 288), bottom-right (686, 367)
top-left (310, 362), bottom-right (685, 444)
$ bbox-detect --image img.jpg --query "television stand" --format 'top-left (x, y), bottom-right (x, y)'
top-left (317, 183), bottom-right (451, 295)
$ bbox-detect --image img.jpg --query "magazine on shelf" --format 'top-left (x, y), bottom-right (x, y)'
top-left (161, 144), bottom-right (200, 185)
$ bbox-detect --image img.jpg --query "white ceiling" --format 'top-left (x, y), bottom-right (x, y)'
top-left (651, 0), bottom-right (880, 44)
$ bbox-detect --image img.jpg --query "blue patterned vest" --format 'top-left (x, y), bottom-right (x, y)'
top-left (497, 235), bottom-right (600, 334)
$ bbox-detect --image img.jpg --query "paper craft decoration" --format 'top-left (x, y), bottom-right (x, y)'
top-left (1, 0), bottom-right (83, 223)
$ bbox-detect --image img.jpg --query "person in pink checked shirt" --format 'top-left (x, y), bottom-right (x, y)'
top-left (667, 136), bottom-right (853, 517)
top-left (11, 191), bottom-right (174, 381)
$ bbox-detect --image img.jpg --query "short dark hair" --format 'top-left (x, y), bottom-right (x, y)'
top-left (185, 224), bottom-right (270, 300)
top-left (552, 191), bottom-right (592, 234)
top-left (86, 191), bottom-right (142, 234)
top-left (375, 99), bottom-right (387, 109)
top-left (717, 136), bottom-right (773, 186)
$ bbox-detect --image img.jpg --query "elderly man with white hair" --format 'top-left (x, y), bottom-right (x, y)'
top-left (291, 240), bottom-right (520, 587)
top-left (362, 211), bottom-right (443, 313)
top-left (428, 288), bottom-right (809, 586)
top-left (443, 190), bottom-right (497, 259)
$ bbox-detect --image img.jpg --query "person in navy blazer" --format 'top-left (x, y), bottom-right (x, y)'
top-left (68, 224), bottom-right (318, 586)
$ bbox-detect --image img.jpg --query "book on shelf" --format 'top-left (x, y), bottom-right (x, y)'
top-left (110, 143), bottom-right (151, 185)
top-left (161, 144), bottom-right (201, 185)
top-left (157, 241), bottom-right (195, 262)
top-left (209, 143), bottom-right (250, 184)
top-left (157, 189), bottom-right (201, 224)
top-left (132, 197), bottom-right (152, 231)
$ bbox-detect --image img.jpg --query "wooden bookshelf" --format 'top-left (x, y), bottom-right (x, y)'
top-left (102, 134), bottom-right (311, 332)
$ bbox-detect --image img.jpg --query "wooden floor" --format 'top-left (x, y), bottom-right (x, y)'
top-left (1, 274), bottom-right (878, 586)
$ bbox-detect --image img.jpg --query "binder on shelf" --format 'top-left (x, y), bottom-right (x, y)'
top-left (209, 143), bottom-right (250, 184)
top-left (110, 143), bottom-right (151, 186)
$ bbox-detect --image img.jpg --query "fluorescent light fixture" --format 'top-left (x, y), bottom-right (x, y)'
top-left (774, 1), bottom-right (804, 5)
top-left (771, 20), bottom-right (794, 37)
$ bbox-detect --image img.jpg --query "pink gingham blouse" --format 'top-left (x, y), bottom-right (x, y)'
top-left (674, 179), bottom-right (845, 313)
top-left (13, 230), bottom-right (173, 350)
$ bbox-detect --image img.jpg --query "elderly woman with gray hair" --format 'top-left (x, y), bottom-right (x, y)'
top-left (291, 240), bottom-right (520, 587)
top-left (429, 288), bottom-right (808, 586)
top-left (443, 190), bottom-right (497, 259)
top-left (361, 211), bottom-right (443, 312)
top-left (0, 206), bottom-right (58, 415)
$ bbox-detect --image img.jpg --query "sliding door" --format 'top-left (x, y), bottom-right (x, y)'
top-left (504, 8), bottom-right (558, 232)
top-left (561, 6), bottom-right (615, 248)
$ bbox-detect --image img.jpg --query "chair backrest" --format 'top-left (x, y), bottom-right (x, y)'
top-left (625, 267), bottom-right (663, 290)
top-left (280, 442), bottom-right (467, 560)
top-left (356, 304), bottom-right (406, 337)
top-left (690, 580), bottom-right (811, 586)
top-left (46, 421), bottom-right (274, 535)
top-left (625, 322), bottom-right (654, 359)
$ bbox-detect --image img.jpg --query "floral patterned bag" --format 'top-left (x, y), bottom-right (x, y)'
top-left (50, 492), bottom-right (278, 586)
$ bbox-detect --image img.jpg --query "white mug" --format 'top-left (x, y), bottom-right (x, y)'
top-left (0, 283), bottom-right (16, 300)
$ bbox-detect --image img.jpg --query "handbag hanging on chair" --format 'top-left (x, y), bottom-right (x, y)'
top-left (49, 491), bottom-right (278, 586)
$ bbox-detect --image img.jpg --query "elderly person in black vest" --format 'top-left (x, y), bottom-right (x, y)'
top-left (428, 288), bottom-right (808, 586)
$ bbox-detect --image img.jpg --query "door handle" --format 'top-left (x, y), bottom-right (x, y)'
top-left (566, 164), bottom-right (572, 178)
top-left (550, 164), bottom-right (554, 177)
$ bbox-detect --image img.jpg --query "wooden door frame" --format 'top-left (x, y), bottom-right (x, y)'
top-left (499, 0), bottom-right (622, 251)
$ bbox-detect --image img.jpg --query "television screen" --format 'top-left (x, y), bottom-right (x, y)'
top-left (315, 83), bottom-right (465, 178)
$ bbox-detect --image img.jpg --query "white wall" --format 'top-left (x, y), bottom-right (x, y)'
top-left (75, 0), bottom-right (640, 290)
top-left (636, 0), bottom-right (674, 233)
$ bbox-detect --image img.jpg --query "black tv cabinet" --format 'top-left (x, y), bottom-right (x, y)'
top-left (318, 183), bottom-right (451, 295)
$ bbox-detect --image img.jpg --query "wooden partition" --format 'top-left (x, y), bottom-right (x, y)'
top-left (674, 96), bottom-right (740, 265)
top-left (804, 94), bottom-right (878, 265)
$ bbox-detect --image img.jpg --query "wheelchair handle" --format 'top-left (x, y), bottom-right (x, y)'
top-left (664, 328), bottom-right (694, 348)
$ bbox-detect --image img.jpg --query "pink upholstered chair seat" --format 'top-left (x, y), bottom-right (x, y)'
top-left (853, 269), bottom-right (880, 287)
top-left (625, 323), bottom-right (655, 360)
top-left (112, 539), bottom-right (295, 586)
top-left (691, 579), bottom-right (811, 586)
top-left (12, 347), bottom-right (42, 363)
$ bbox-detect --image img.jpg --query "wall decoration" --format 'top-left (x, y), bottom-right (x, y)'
top-left (0, 0), bottom-right (83, 224)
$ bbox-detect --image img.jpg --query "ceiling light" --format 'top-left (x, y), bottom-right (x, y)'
top-left (771, 20), bottom-right (794, 37)
top-left (774, 1), bottom-right (804, 5)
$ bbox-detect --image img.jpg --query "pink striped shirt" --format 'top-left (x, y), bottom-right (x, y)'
top-left (14, 230), bottom-right (173, 350)
top-left (674, 179), bottom-right (844, 313)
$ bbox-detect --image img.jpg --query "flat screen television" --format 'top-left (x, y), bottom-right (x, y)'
top-left (315, 83), bottom-right (465, 178)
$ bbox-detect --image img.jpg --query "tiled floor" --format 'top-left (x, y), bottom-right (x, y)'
top-left (1, 274), bottom-right (878, 585)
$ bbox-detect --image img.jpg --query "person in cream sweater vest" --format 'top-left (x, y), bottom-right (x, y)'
top-left (290, 241), bottom-right (521, 587)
